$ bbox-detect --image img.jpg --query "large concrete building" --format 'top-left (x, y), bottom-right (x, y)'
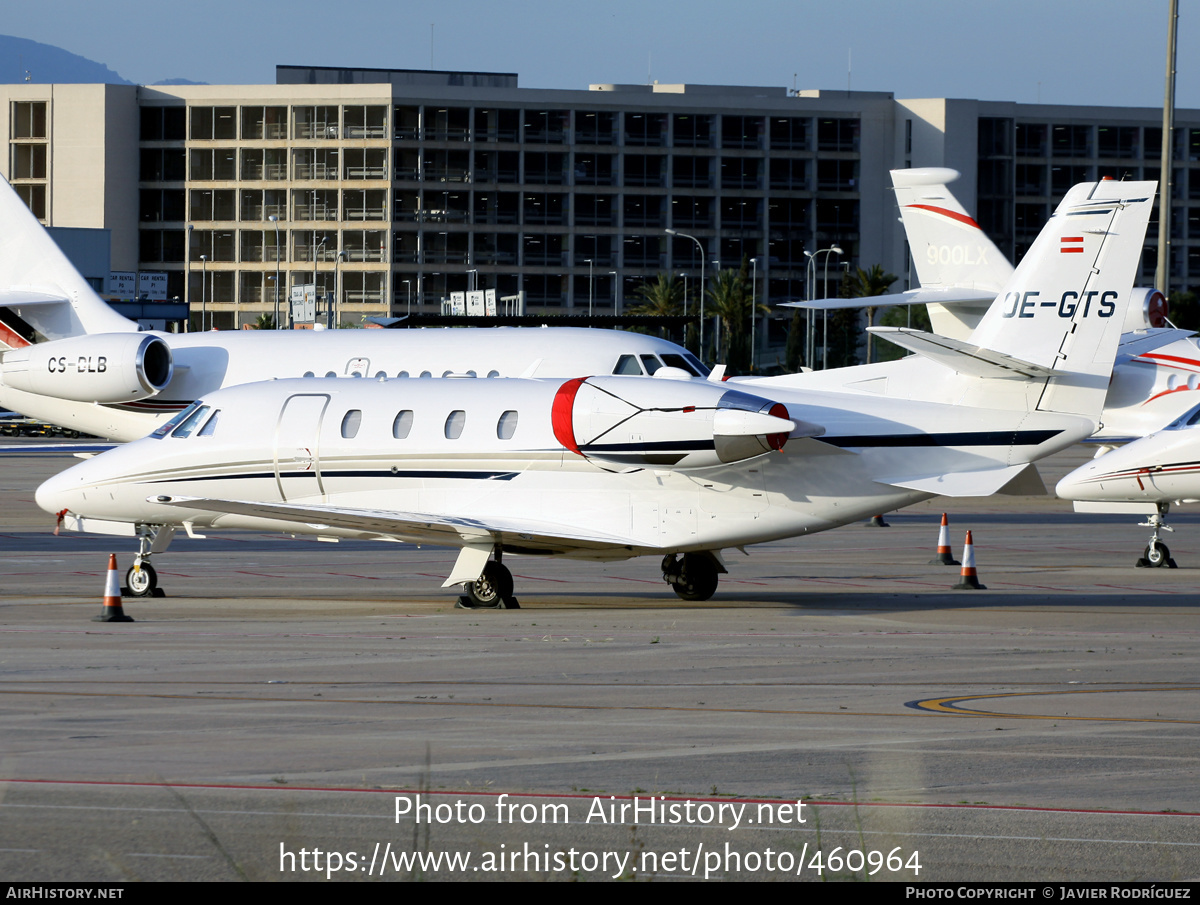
top-left (2, 67), bottom-right (1199, 333)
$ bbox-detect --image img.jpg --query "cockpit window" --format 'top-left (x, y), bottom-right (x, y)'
top-left (1166, 403), bottom-right (1200, 430)
top-left (151, 402), bottom-right (204, 439)
top-left (171, 405), bottom-right (212, 439)
top-left (640, 354), bottom-right (663, 375)
top-left (660, 353), bottom-right (708, 376)
top-left (613, 354), bottom-right (643, 375)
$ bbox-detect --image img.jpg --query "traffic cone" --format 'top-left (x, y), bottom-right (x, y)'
top-left (866, 514), bottom-right (890, 527)
top-left (92, 554), bottom-right (134, 622)
top-left (929, 513), bottom-right (961, 565)
top-left (952, 532), bottom-right (986, 590)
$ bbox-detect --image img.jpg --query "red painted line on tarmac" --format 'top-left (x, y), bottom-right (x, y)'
top-left (2, 777), bottom-right (1197, 819)
top-left (1095, 584), bottom-right (1183, 595)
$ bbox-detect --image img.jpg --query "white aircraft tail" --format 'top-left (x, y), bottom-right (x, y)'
top-left (892, 168), bottom-right (1014, 291)
top-left (874, 179), bottom-right (1156, 420)
top-left (0, 175), bottom-right (135, 342)
top-left (892, 168), bottom-right (1015, 339)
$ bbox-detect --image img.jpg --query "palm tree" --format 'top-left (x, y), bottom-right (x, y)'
top-left (253, 312), bottom-right (276, 330)
top-left (849, 264), bottom-right (898, 363)
top-left (630, 272), bottom-right (683, 317)
top-left (629, 272), bottom-right (684, 341)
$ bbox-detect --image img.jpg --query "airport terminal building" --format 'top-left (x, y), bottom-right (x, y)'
top-left (1, 66), bottom-right (1198, 331)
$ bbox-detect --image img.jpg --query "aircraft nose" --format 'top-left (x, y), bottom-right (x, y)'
top-left (36, 463), bottom-right (88, 515)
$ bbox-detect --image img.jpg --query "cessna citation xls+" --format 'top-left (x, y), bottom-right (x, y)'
top-left (38, 179), bottom-right (1156, 604)
top-left (0, 175), bottom-right (707, 442)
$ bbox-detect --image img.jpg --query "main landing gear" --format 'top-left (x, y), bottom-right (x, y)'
top-left (456, 551), bottom-right (520, 609)
top-left (1135, 502), bottom-right (1178, 569)
top-left (661, 552), bottom-right (724, 601)
top-left (122, 525), bottom-right (174, 597)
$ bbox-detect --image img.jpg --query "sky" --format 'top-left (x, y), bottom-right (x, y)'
top-left (4, 0), bottom-right (1198, 110)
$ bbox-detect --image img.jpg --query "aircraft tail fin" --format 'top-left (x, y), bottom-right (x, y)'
top-left (892, 168), bottom-right (1014, 292)
top-left (0, 176), bottom-right (135, 340)
top-left (968, 179), bottom-right (1157, 419)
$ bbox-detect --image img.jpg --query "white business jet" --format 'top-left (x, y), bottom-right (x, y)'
top-left (38, 180), bottom-right (1155, 604)
top-left (0, 176), bottom-right (706, 443)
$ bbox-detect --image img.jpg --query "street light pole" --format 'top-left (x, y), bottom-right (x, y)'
top-left (585, 258), bottom-right (593, 316)
top-left (334, 251), bottom-right (346, 328)
top-left (750, 257), bottom-right (758, 372)
top-left (665, 228), bottom-right (705, 358)
top-left (268, 214), bottom-right (281, 329)
top-left (199, 254), bottom-right (207, 332)
top-left (822, 245), bottom-right (843, 369)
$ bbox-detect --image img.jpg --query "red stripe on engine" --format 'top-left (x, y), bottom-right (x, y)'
top-left (551, 377), bottom-right (588, 455)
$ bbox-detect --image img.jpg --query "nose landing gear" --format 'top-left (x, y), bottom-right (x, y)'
top-left (122, 525), bottom-right (174, 597)
top-left (1135, 503), bottom-right (1178, 569)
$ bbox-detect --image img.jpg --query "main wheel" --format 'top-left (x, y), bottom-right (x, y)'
top-left (125, 562), bottom-right (158, 597)
top-left (1144, 541), bottom-right (1171, 567)
top-left (463, 561), bottom-right (514, 607)
top-left (671, 554), bottom-right (719, 601)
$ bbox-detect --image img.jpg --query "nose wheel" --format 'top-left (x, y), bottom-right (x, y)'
top-left (1135, 503), bottom-right (1178, 569)
top-left (124, 562), bottom-right (159, 597)
top-left (122, 526), bottom-right (173, 597)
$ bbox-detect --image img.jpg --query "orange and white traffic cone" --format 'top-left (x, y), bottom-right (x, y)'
top-left (92, 554), bottom-right (134, 622)
top-left (952, 531), bottom-right (986, 590)
top-left (866, 514), bottom-right (890, 528)
top-left (929, 513), bottom-right (961, 565)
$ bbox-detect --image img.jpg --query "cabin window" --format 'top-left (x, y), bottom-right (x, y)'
top-left (392, 410), bottom-right (414, 439)
top-left (341, 409), bottom-right (362, 438)
top-left (487, 370), bottom-right (500, 378)
top-left (445, 410), bottom-right (466, 439)
top-left (397, 370), bottom-right (409, 378)
top-left (303, 371), bottom-right (315, 378)
top-left (324, 371), bottom-right (337, 378)
top-left (497, 410), bottom-right (518, 439)
top-left (419, 371), bottom-right (432, 378)
top-left (374, 371), bottom-right (387, 379)
top-left (613, 354), bottom-right (642, 375)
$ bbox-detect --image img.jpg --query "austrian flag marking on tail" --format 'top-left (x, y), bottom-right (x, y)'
top-left (1061, 236), bottom-right (1085, 254)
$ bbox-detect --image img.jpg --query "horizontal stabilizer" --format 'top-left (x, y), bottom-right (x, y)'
top-left (879, 462), bottom-right (1038, 497)
top-left (0, 290), bottom-right (71, 308)
top-left (779, 287), bottom-right (996, 312)
top-left (1117, 328), bottom-right (1197, 358)
top-left (867, 326), bottom-right (1059, 378)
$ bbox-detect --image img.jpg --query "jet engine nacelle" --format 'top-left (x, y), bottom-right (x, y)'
top-left (1124, 288), bottom-right (1169, 332)
top-left (552, 376), bottom-right (817, 469)
top-left (0, 333), bottom-right (173, 403)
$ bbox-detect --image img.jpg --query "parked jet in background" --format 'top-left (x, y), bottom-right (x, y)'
top-left (0, 176), bottom-right (706, 442)
top-left (38, 180), bottom-right (1156, 603)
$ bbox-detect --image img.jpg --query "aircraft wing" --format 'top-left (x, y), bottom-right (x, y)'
top-left (878, 462), bottom-right (1045, 497)
top-left (149, 495), bottom-right (648, 553)
top-left (778, 287), bottom-right (996, 311)
top-left (866, 326), bottom-right (1059, 379)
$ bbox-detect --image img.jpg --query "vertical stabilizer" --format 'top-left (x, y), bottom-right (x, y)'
top-left (0, 176), bottom-right (135, 340)
top-left (892, 168), bottom-right (1014, 291)
top-left (970, 180), bottom-right (1157, 419)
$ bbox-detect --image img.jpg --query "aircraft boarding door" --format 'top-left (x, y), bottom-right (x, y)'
top-left (274, 393), bottom-right (330, 502)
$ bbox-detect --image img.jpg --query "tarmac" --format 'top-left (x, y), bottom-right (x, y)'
top-left (1, 442), bottom-right (1198, 882)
